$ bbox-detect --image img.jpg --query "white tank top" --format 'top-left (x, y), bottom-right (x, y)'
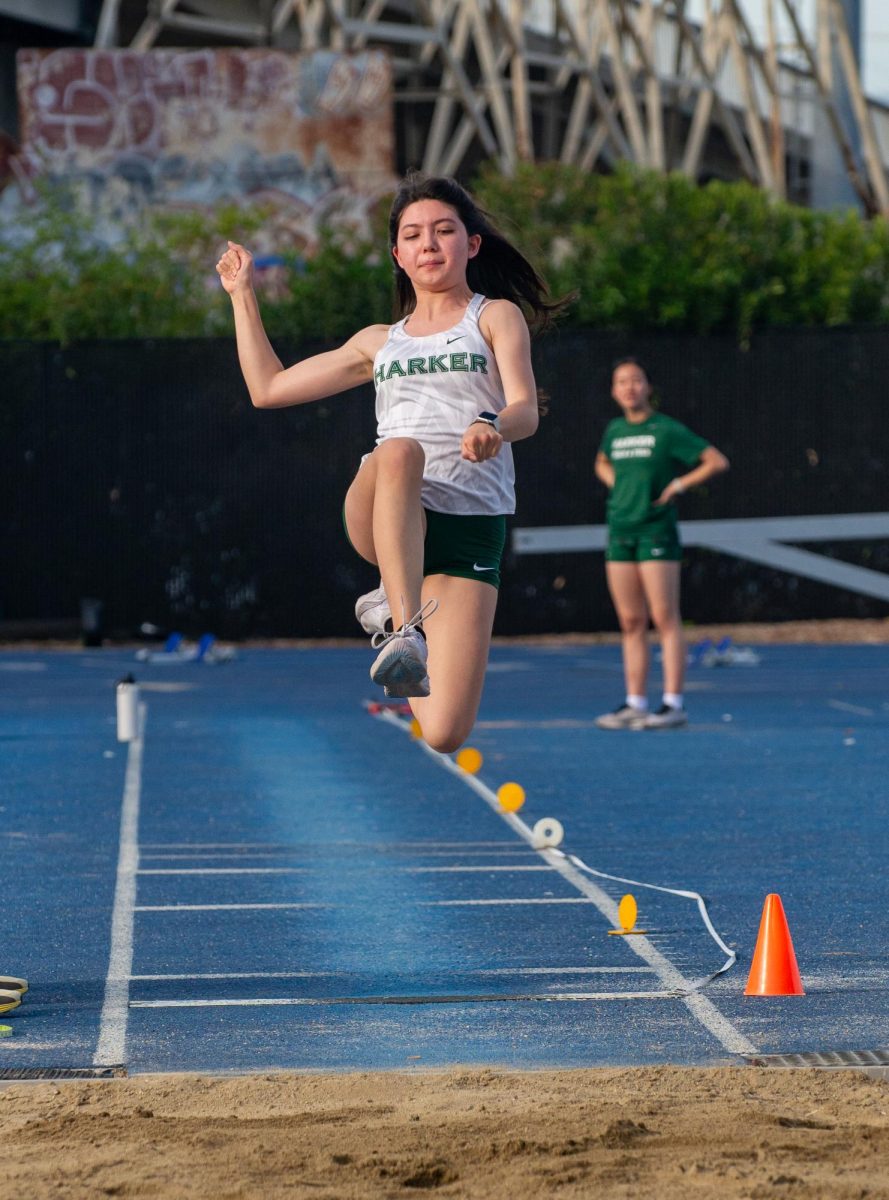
top-left (372, 293), bottom-right (516, 515)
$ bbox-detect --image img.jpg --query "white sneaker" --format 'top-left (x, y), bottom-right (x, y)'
top-left (369, 599), bottom-right (437, 698)
top-left (642, 704), bottom-right (688, 730)
top-left (355, 584), bottom-right (391, 637)
top-left (595, 703), bottom-right (647, 731)
top-left (370, 629), bottom-right (429, 697)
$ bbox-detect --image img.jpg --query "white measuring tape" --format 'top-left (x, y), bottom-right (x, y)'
top-left (372, 704), bottom-right (736, 990)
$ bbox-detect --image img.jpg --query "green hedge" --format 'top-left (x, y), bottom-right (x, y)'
top-left (2, 163), bottom-right (889, 342)
top-left (475, 162), bottom-right (889, 339)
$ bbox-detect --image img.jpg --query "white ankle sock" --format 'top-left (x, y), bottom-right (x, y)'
top-left (663, 692), bottom-right (683, 710)
top-left (626, 695), bottom-right (648, 712)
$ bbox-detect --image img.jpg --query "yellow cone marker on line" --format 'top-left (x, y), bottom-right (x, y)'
top-left (497, 782), bottom-right (526, 812)
top-left (608, 893), bottom-right (648, 936)
top-left (456, 747), bottom-right (483, 775)
top-left (0, 1025), bottom-right (12, 1038)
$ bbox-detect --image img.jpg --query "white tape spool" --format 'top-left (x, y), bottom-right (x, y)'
top-left (531, 817), bottom-right (564, 849)
top-left (116, 676), bottom-right (139, 742)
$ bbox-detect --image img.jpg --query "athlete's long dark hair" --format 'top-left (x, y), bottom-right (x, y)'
top-left (388, 172), bottom-right (571, 336)
top-left (612, 356), bottom-right (649, 378)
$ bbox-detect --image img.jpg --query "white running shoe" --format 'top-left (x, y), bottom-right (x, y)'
top-left (355, 584), bottom-right (391, 637)
top-left (595, 703), bottom-right (648, 731)
top-left (641, 704), bottom-right (688, 730)
top-left (369, 599), bottom-right (437, 698)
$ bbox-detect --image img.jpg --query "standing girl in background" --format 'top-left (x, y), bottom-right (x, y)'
top-left (217, 173), bottom-right (566, 753)
top-left (595, 358), bottom-right (729, 730)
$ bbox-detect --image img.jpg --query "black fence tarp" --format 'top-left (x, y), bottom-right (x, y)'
top-left (1, 327), bottom-right (887, 638)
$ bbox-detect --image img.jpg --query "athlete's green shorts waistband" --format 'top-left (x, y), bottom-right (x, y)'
top-left (606, 526), bottom-right (682, 563)
top-left (343, 507), bottom-right (507, 589)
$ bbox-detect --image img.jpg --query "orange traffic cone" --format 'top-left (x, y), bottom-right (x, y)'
top-left (744, 894), bottom-right (805, 996)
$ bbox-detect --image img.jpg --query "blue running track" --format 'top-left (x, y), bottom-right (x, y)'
top-left (1, 642), bottom-right (887, 1074)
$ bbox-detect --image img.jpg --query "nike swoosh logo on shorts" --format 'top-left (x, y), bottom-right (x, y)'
top-left (446, 335), bottom-right (465, 344)
top-left (473, 563), bottom-right (495, 572)
top-left (651, 548), bottom-right (665, 556)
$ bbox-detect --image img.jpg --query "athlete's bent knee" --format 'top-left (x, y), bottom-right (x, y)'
top-left (375, 437), bottom-right (425, 476)
top-left (418, 717), bottom-right (471, 756)
top-left (424, 732), bottom-right (465, 755)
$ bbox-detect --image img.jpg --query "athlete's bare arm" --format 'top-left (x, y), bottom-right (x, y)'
top-left (654, 445), bottom-right (730, 505)
top-left (216, 241), bottom-right (387, 409)
top-left (595, 452), bottom-right (615, 488)
top-left (463, 300), bottom-right (539, 463)
top-left (480, 300), bottom-right (539, 441)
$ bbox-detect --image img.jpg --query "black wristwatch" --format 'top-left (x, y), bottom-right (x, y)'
top-left (471, 410), bottom-right (501, 432)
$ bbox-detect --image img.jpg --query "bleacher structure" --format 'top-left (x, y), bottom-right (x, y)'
top-left (7, 0), bottom-right (889, 213)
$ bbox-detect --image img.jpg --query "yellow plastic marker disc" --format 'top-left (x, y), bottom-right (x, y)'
top-left (497, 782), bottom-right (526, 812)
top-left (0, 1025), bottom-right (12, 1038)
top-left (608, 893), bottom-right (649, 935)
top-left (409, 718), bottom-right (423, 740)
top-left (618, 893), bottom-right (637, 932)
top-left (456, 747), bottom-right (483, 774)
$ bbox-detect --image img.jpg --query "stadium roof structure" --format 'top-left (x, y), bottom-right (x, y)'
top-left (10, 0), bottom-right (889, 214)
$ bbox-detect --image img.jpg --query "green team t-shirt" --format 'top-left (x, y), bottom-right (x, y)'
top-left (599, 412), bottom-right (710, 532)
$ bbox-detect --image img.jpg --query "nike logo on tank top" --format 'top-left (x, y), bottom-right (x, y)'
top-left (372, 293), bottom-right (516, 516)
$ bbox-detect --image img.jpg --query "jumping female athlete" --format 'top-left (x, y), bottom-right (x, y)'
top-left (217, 173), bottom-right (565, 753)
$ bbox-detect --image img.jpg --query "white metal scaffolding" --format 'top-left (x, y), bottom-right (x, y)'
top-left (91, 0), bottom-right (889, 214)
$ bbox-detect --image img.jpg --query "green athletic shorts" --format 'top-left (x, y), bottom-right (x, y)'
top-left (606, 527), bottom-right (683, 563)
top-left (343, 507), bottom-right (507, 589)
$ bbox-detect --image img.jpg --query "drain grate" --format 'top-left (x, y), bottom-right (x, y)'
top-left (0, 1065), bottom-right (126, 1081)
top-left (746, 1048), bottom-right (889, 1070)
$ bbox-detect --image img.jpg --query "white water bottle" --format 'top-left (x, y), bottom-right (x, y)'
top-left (116, 675), bottom-right (139, 742)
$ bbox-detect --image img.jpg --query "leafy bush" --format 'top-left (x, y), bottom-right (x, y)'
top-left (2, 164), bottom-right (889, 343)
top-left (0, 185), bottom-right (265, 341)
top-left (473, 162), bottom-right (889, 340)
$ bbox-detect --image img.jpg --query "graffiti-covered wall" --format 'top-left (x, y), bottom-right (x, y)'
top-left (12, 47), bottom-right (394, 247)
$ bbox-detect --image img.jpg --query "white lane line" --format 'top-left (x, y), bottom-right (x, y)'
top-left (137, 868), bottom-right (309, 875)
top-left (138, 849), bottom-right (534, 861)
top-left (136, 865), bottom-right (551, 876)
top-left (377, 709), bottom-right (756, 1058)
top-left (139, 841), bottom-right (513, 851)
top-left (94, 703), bottom-right (147, 1068)
top-left (406, 865), bottom-right (552, 873)
top-left (130, 966), bottom-right (655, 981)
top-left (132, 971), bottom-right (344, 980)
top-left (135, 898), bottom-right (590, 911)
top-left (130, 990), bottom-right (678, 1009)
top-left (474, 966), bottom-right (654, 975)
top-left (140, 843), bottom-right (302, 850)
top-left (827, 699), bottom-right (875, 717)
top-left (424, 898), bottom-right (595, 906)
top-left (135, 903), bottom-right (329, 912)
top-left (139, 853), bottom-right (296, 861)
